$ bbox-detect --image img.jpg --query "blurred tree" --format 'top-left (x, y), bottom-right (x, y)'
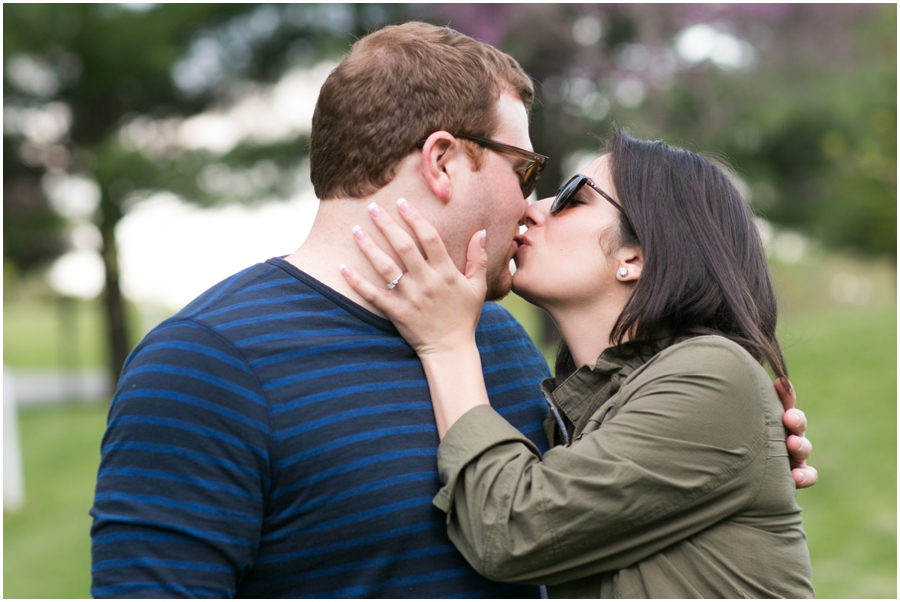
top-left (3, 4), bottom-right (410, 384)
top-left (3, 135), bottom-right (68, 277)
top-left (5, 4), bottom-right (894, 377)
top-left (432, 3), bottom-right (895, 345)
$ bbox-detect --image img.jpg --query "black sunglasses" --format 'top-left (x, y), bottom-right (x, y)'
top-left (551, 174), bottom-right (628, 217)
top-left (417, 134), bottom-right (549, 198)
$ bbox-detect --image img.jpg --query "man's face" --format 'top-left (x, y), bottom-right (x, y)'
top-left (460, 91), bottom-right (535, 300)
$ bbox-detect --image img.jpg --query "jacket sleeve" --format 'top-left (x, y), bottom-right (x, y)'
top-left (433, 339), bottom-right (772, 585)
top-left (90, 319), bottom-right (271, 598)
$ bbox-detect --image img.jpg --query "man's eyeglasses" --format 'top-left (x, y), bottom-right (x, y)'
top-left (417, 134), bottom-right (548, 198)
top-left (551, 174), bottom-right (628, 217)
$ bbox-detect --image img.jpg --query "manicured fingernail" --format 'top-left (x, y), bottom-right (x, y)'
top-left (785, 378), bottom-right (794, 395)
top-left (367, 202), bottom-right (382, 216)
top-left (351, 225), bottom-right (364, 240)
top-left (340, 264), bottom-right (351, 277)
top-left (397, 198), bottom-right (410, 213)
top-left (480, 229), bottom-right (486, 248)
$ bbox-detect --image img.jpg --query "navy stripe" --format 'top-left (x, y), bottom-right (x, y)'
top-left (272, 472), bottom-right (435, 520)
top-left (303, 567), bottom-right (473, 598)
top-left (100, 442), bottom-right (266, 483)
top-left (113, 388), bottom-right (270, 432)
top-left (264, 360), bottom-right (422, 390)
top-left (482, 356), bottom-right (547, 375)
top-left (495, 398), bottom-right (548, 418)
top-left (283, 496), bottom-right (435, 537)
top-left (92, 531), bottom-right (192, 546)
top-left (184, 265), bottom-right (266, 318)
top-left (124, 364), bottom-right (265, 407)
top-left (137, 340), bottom-right (252, 374)
top-left (271, 380), bottom-right (427, 416)
top-left (279, 425), bottom-right (435, 467)
top-left (91, 511), bottom-right (256, 547)
top-left (272, 402), bottom-right (432, 444)
top-left (274, 448), bottom-right (435, 493)
top-left (234, 276), bottom-right (297, 294)
top-left (476, 318), bottom-right (524, 333)
top-left (196, 293), bottom-right (321, 320)
top-left (92, 582), bottom-right (229, 598)
top-left (97, 467), bottom-right (262, 501)
top-left (250, 337), bottom-right (409, 369)
top-left (214, 308), bottom-right (346, 331)
top-left (478, 337), bottom-right (535, 354)
top-left (487, 377), bottom-right (537, 396)
top-left (94, 492), bottom-right (259, 524)
top-left (258, 520), bottom-right (442, 564)
top-left (249, 545), bottom-right (454, 588)
top-left (238, 326), bottom-right (383, 347)
top-left (107, 416), bottom-right (267, 460)
top-left (93, 557), bottom-right (233, 573)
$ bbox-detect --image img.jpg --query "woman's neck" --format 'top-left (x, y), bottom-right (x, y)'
top-left (546, 300), bottom-right (628, 369)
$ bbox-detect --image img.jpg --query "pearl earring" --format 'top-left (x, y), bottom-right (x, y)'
top-left (618, 268), bottom-right (628, 278)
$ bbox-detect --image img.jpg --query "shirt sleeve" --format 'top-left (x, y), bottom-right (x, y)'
top-left (433, 339), bottom-right (771, 585)
top-left (90, 319), bottom-right (271, 598)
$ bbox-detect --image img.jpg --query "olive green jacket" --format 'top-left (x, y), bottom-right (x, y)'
top-left (433, 336), bottom-right (814, 598)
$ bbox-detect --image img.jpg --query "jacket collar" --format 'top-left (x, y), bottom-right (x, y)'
top-left (541, 338), bottom-right (679, 443)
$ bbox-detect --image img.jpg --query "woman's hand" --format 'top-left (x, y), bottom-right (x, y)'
top-left (776, 377), bottom-right (818, 489)
top-left (340, 198), bottom-right (488, 358)
top-left (341, 198), bottom-right (492, 438)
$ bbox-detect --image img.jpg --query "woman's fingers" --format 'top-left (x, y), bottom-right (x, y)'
top-left (366, 202), bottom-right (429, 274)
top-left (351, 225), bottom-right (406, 288)
top-left (395, 198), bottom-right (456, 272)
top-left (464, 228), bottom-right (488, 298)
top-left (792, 465), bottom-right (818, 488)
top-left (340, 263), bottom-right (387, 309)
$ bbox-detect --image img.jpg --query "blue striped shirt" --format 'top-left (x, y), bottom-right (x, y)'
top-left (91, 258), bottom-right (550, 598)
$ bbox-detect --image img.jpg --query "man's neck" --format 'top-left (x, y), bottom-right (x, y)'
top-left (285, 196), bottom-right (414, 317)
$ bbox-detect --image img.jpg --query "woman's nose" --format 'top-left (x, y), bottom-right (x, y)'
top-left (524, 197), bottom-right (552, 227)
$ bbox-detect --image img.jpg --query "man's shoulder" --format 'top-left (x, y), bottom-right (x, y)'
top-left (174, 258), bottom-right (308, 321)
top-left (476, 302), bottom-right (526, 335)
top-left (124, 259), bottom-right (314, 360)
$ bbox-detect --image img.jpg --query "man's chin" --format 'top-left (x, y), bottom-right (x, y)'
top-left (485, 267), bottom-right (513, 302)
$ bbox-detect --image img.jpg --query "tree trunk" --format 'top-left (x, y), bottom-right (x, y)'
top-left (98, 195), bottom-right (130, 392)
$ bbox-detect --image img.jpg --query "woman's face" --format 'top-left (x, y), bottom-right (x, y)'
top-left (512, 154), bottom-right (635, 310)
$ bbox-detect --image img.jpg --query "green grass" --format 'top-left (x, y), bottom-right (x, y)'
top-left (2, 252), bottom-right (896, 598)
top-left (3, 305), bottom-right (894, 598)
top-left (779, 307), bottom-right (897, 598)
top-left (3, 402), bottom-right (109, 599)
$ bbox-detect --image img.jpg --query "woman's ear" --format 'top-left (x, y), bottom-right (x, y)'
top-left (616, 246), bottom-right (643, 282)
top-left (420, 132), bottom-right (457, 204)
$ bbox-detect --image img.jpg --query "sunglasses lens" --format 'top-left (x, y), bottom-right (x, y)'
top-left (551, 176), bottom-right (583, 214)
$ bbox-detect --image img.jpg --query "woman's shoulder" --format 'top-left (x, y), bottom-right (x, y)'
top-left (645, 335), bottom-right (769, 381)
top-left (623, 335), bottom-right (777, 421)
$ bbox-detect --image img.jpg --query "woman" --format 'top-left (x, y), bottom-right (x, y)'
top-left (340, 129), bottom-right (814, 597)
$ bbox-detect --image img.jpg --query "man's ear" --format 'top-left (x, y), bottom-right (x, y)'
top-left (616, 245), bottom-right (643, 282)
top-left (420, 132), bottom-right (458, 204)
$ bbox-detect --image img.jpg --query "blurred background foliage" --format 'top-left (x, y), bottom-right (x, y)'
top-left (3, 3), bottom-right (896, 598)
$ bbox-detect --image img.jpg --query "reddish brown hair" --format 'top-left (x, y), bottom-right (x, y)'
top-left (310, 22), bottom-right (534, 199)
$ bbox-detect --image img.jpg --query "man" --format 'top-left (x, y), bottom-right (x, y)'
top-left (91, 22), bottom-right (815, 598)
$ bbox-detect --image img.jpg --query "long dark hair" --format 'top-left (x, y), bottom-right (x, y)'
top-left (555, 128), bottom-right (787, 379)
